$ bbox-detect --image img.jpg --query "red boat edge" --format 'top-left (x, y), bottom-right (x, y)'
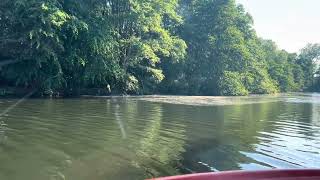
top-left (148, 169), bottom-right (320, 180)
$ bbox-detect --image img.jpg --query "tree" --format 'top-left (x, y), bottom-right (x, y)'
top-left (260, 39), bottom-right (302, 92)
top-left (0, 0), bottom-right (186, 96)
top-left (218, 71), bottom-right (248, 96)
top-left (166, 0), bottom-right (278, 95)
top-left (0, 0), bottom-right (89, 95)
top-left (0, 0), bottom-right (318, 96)
top-left (297, 43), bottom-right (320, 91)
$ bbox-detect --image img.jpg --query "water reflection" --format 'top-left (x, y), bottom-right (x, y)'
top-left (181, 99), bottom-right (320, 172)
top-left (0, 121), bottom-right (8, 144)
top-left (312, 95), bottom-right (320, 126)
top-left (0, 94), bottom-right (319, 179)
top-left (113, 101), bottom-right (127, 139)
top-left (133, 103), bottom-right (187, 177)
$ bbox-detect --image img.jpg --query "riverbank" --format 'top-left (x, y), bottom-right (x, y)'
top-left (0, 87), bottom-right (34, 98)
top-left (0, 86), bottom-right (317, 99)
top-left (0, 87), bottom-right (113, 98)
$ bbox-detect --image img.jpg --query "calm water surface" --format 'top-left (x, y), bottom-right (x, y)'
top-left (0, 94), bottom-right (319, 179)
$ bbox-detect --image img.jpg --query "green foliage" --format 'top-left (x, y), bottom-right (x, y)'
top-left (0, 0), bottom-right (186, 95)
top-left (259, 40), bottom-right (301, 92)
top-left (218, 71), bottom-right (248, 96)
top-left (162, 0), bottom-right (279, 95)
top-left (297, 43), bottom-right (320, 91)
top-left (0, 0), bottom-right (318, 96)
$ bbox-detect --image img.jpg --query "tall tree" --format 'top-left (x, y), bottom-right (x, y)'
top-left (0, 0), bottom-right (186, 95)
top-left (260, 39), bottom-right (303, 92)
top-left (0, 0), bottom-right (318, 96)
top-left (165, 0), bottom-right (277, 95)
top-left (297, 43), bottom-right (320, 90)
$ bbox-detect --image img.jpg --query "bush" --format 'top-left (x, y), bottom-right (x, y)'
top-left (218, 71), bottom-right (249, 96)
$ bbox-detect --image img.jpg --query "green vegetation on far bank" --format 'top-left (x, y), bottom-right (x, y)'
top-left (0, 0), bottom-right (320, 97)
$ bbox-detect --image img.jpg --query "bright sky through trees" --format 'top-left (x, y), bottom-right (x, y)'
top-left (237, 0), bottom-right (320, 53)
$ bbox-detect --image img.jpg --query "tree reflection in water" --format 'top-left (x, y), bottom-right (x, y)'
top-left (0, 95), bottom-right (319, 180)
top-left (0, 121), bottom-right (8, 144)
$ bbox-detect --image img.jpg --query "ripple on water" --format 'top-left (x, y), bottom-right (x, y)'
top-left (0, 95), bottom-right (320, 179)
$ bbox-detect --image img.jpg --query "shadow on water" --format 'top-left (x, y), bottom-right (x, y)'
top-left (180, 99), bottom-right (320, 172)
top-left (0, 94), bottom-right (319, 179)
top-left (0, 98), bottom-right (188, 180)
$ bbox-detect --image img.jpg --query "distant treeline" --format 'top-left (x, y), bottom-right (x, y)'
top-left (0, 0), bottom-right (319, 96)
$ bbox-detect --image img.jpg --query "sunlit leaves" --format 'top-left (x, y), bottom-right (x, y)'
top-left (0, 0), bottom-right (317, 96)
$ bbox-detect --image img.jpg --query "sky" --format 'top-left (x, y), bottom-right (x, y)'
top-left (236, 0), bottom-right (320, 53)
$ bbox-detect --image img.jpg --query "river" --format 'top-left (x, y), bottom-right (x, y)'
top-left (0, 93), bottom-right (319, 179)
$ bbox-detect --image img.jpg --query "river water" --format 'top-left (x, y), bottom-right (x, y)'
top-left (0, 93), bottom-right (319, 179)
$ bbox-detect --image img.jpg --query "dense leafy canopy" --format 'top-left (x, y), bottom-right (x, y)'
top-left (0, 0), bottom-right (319, 96)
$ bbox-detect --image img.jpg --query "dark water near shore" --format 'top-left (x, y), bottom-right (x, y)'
top-left (0, 94), bottom-right (319, 179)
